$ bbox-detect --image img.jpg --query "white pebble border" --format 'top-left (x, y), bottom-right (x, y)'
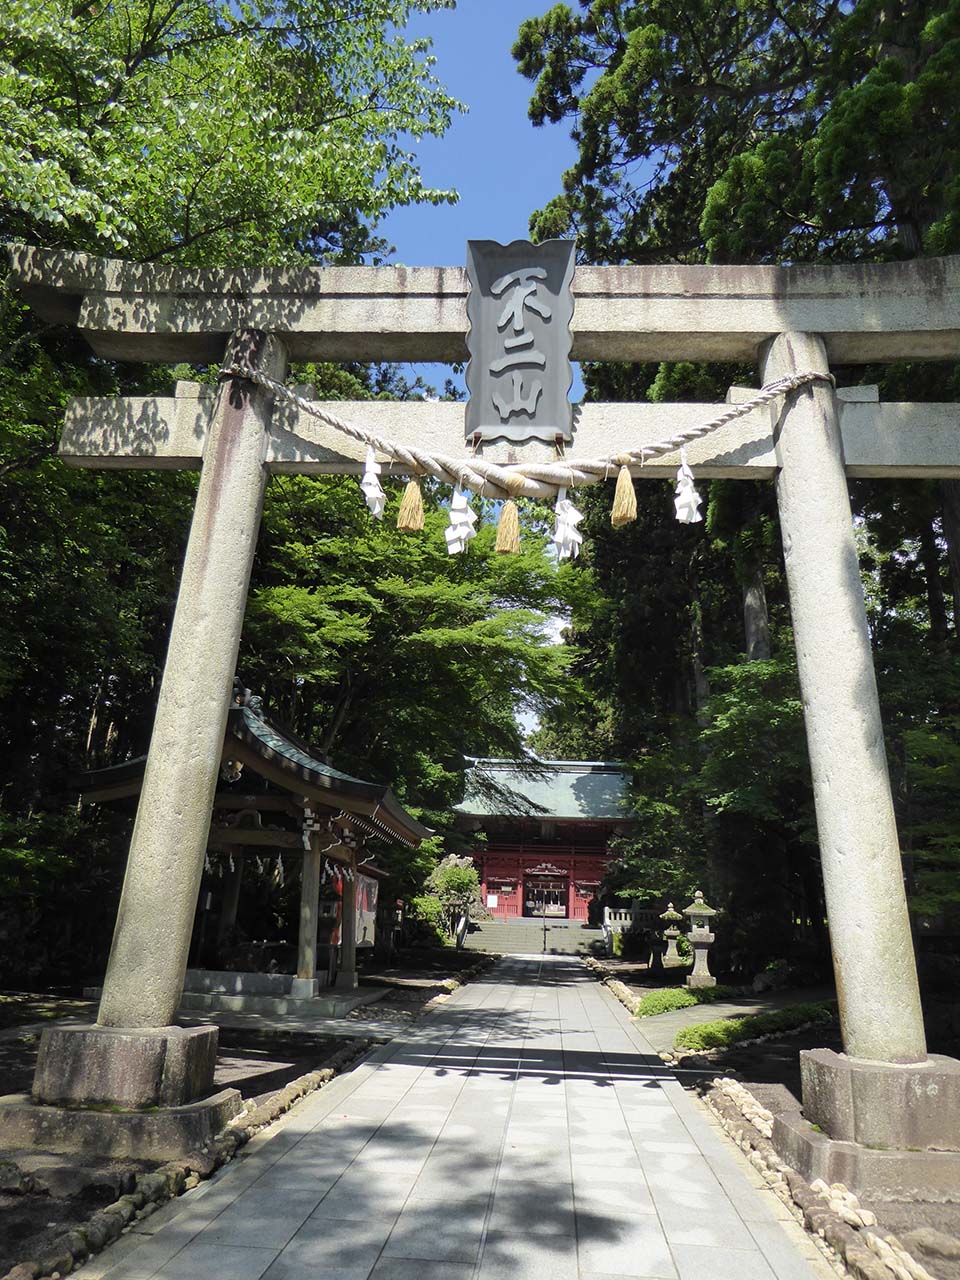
top-left (706, 1077), bottom-right (941, 1280)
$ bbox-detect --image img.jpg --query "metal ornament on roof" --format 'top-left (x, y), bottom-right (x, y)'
top-left (465, 239), bottom-right (576, 446)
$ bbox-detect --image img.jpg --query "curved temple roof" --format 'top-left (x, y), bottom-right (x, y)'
top-left (455, 757), bottom-right (633, 822)
top-left (75, 700), bottom-right (429, 848)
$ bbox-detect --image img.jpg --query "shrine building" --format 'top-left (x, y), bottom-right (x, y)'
top-left (454, 758), bottom-right (634, 921)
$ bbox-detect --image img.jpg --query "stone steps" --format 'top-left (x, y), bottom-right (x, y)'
top-left (463, 919), bottom-right (603, 956)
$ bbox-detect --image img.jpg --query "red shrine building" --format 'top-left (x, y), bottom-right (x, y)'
top-left (454, 758), bottom-right (634, 921)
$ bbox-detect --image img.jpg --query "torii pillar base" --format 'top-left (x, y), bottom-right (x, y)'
top-left (771, 1051), bottom-right (960, 1200)
top-left (32, 1023), bottom-right (219, 1108)
top-left (0, 1023), bottom-right (241, 1159)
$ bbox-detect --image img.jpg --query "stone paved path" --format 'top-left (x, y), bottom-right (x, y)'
top-left (78, 956), bottom-right (834, 1280)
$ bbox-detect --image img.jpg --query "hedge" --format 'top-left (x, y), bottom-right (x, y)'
top-left (634, 984), bottom-right (741, 1018)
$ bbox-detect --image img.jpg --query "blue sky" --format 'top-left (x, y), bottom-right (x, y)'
top-left (379, 0), bottom-right (584, 398)
top-left (381, 1), bottom-right (577, 266)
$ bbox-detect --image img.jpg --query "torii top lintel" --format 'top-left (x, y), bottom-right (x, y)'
top-left (9, 244), bottom-right (960, 365)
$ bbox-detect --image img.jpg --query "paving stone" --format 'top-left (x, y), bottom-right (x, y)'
top-left (747, 1221), bottom-right (833, 1280)
top-left (487, 1182), bottom-right (577, 1235)
top-left (635, 1138), bottom-right (701, 1155)
top-left (478, 1230), bottom-right (579, 1280)
top-left (383, 1204), bottom-right (486, 1263)
top-left (199, 1188), bottom-right (326, 1248)
top-left (655, 1196), bottom-right (759, 1250)
top-left (573, 1152), bottom-right (645, 1177)
top-left (314, 1170), bottom-right (416, 1217)
top-left (574, 1172), bottom-right (656, 1217)
top-left (92, 1229), bottom-right (197, 1280)
top-left (74, 955), bottom-right (833, 1280)
top-left (671, 1244), bottom-right (776, 1280)
top-left (263, 1217), bottom-right (395, 1280)
top-left (157, 1242), bottom-right (277, 1280)
top-left (576, 1211), bottom-right (677, 1278)
top-left (368, 1261), bottom-right (474, 1280)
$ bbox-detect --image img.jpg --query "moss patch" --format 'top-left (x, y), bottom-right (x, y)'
top-left (673, 1001), bottom-right (837, 1051)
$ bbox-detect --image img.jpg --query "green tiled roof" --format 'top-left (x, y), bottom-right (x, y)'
top-left (456, 758), bottom-right (632, 821)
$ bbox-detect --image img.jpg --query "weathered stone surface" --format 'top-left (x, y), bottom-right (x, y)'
top-left (184, 969), bottom-right (298, 996)
top-left (0, 1160), bottom-right (34, 1194)
top-left (900, 1227), bottom-right (960, 1259)
top-left (181, 1149), bottom-right (216, 1176)
top-left (176, 986), bottom-right (382, 1017)
top-left (762, 332), bottom-right (927, 1066)
top-left (772, 1109), bottom-right (960, 1201)
top-left (11, 243), bottom-right (960, 364)
top-left (95, 332), bottom-right (288, 1030)
top-left (3, 1263), bottom-right (41, 1280)
top-left (60, 388), bottom-right (960, 481)
top-left (801, 1048), bottom-right (960, 1150)
top-left (81, 1222), bottom-right (107, 1252)
top-left (0, 1088), bottom-right (241, 1160)
top-left (60, 1231), bottom-right (88, 1262)
top-left (845, 1247), bottom-right (896, 1280)
top-left (37, 1248), bottom-right (72, 1277)
top-left (31, 1024), bottom-right (217, 1107)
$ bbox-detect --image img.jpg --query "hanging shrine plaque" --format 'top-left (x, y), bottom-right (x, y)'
top-left (465, 238), bottom-right (576, 445)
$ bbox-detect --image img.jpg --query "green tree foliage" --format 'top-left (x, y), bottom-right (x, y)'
top-left (0, 2), bottom-right (577, 980)
top-left (514, 0), bottom-right (960, 262)
top-left (416, 852), bottom-right (485, 946)
top-left (244, 471), bottom-right (572, 816)
top-left (516, 0), bottom-right (960, 953)
top-left (2, 0), bottom-right (462, 263)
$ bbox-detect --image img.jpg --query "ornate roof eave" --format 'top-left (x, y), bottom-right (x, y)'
top-left (71, 704), bottom-right (430, 849)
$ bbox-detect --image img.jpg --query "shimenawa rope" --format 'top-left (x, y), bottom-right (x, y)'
top-left (218, 362), bottom-right (835, 503)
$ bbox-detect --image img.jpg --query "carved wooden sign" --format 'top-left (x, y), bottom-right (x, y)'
top-left (464, 238), bottom-right (576, 446)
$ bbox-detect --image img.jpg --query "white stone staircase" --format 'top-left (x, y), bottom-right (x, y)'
top-left (463, 918), bottom-right (604, 956)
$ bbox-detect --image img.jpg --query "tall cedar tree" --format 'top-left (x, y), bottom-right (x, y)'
top-left (518, 0), bottom-right (960, 951)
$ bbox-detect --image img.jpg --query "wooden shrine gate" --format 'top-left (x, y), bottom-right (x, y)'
top-left (7, 244), bottom-right (960, 1183)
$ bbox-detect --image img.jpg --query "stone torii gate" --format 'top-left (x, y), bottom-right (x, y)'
top-left (8, 245), bottom-right (960, 1183)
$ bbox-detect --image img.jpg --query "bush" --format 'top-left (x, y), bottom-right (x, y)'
top-left (673, 1001), bottom-right (837, 1051)
top-left (408, 894), bottom-right (447, 946)
top-left (635, 984), bottom-right (741, 1017)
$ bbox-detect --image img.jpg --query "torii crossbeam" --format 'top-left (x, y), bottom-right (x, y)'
top-left (8, 245), bottom-right (960, 1184)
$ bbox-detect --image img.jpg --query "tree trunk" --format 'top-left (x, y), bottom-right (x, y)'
top-left (940, 480), bottom-right (960, 641)
top-left (743, 561), bottom-right (771, 660)
top-left (918, 517), bottom-right (948, 649)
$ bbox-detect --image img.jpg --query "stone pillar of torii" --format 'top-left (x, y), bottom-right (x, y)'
top-left (6, 245), bottom-right (960, 1180)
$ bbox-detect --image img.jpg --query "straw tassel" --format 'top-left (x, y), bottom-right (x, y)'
top-left (495, 499), bottom-right (521, 554)
top-left (397, 478), bottom-right (424, 531)
top-left (610, 464), bottom-right (637, 527)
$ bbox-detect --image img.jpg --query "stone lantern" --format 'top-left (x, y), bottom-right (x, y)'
top-left (659, 903), bottom-right (683, 964)
top-left (682, 890), bottom-right (717, 989)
